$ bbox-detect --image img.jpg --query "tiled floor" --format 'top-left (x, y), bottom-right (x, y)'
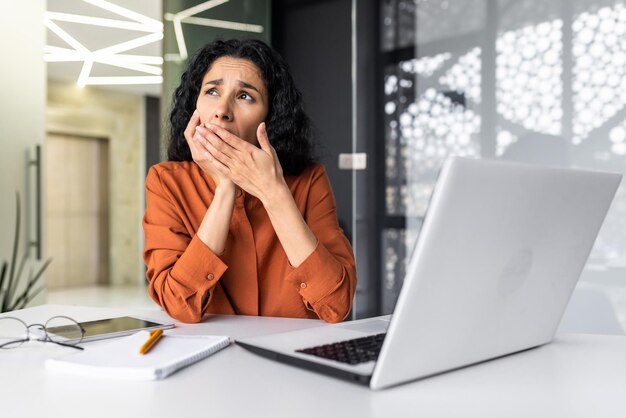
top-left (46, 285), bottom-right (159, 310)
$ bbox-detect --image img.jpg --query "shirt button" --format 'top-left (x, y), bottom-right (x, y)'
top-left (207, 273), bottom-right (214, 280)
top-left (300, 282), bottom-right (307, 289)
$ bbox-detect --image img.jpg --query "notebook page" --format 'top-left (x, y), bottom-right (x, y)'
top-left (46, 331), bottom-right (230, 380)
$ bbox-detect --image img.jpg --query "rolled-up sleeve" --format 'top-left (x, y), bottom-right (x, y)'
top-left (143, 167), bottom-right (227, 323)
top-left (285, 166), bottom-right (357, 323)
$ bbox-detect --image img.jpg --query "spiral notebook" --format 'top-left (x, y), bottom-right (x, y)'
top-left (46, 331), bottom-right (230, 380)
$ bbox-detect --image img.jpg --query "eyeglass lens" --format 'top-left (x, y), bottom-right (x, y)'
top-left (0, 317), bottom-right (29, 348)
top-left (0, 316), bottom-right (84, 348)
top-left (45, 316), bottom-right (84, 344)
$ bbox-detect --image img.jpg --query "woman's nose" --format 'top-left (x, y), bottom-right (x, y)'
top-left (213, 100), bottom-right (232, 121)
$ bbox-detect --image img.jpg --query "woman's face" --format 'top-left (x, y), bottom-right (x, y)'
top-left (196, 57), bottom-right (269, 146)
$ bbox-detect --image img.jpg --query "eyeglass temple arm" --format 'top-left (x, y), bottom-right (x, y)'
top-left (0, 339), bottom-right (29, 349)
top-left (50, 340), bottom-right (84, 350)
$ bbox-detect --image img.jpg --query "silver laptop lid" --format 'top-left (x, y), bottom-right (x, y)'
top-left (371, 157), bottom-right (621, 390)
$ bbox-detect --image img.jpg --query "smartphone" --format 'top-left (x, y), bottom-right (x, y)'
top-left (46, 316), bottom-right (175, 344)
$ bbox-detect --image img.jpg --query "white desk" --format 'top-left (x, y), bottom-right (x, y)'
top-left (1, 304), bottom-right (626, 418)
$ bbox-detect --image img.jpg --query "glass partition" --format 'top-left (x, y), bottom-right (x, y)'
top-left (376, 0), bottom-right (626, 331)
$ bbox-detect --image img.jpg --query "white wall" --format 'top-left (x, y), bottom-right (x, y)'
top-left (0, 1), bottom-right (47, 307)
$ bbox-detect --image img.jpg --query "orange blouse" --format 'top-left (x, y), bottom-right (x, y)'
top-left (143, 161), bottom-right (356, 323)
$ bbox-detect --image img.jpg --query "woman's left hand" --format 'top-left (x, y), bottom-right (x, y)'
top-left (195, 122), bottom-right (288, 204)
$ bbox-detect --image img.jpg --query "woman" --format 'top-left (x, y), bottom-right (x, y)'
top-left (143, 39), bottom-right (356, 324)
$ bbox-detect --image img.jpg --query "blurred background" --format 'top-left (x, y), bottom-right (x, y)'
top-left (1, 0), bottom-right (625, 334)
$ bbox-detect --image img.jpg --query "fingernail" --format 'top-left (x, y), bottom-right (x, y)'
top-left (261, 122), bottom-right (266, 133)
top-left (193, 110), bottom-right (198, 116)
top-left (205, 123), bottom-right (215, 129)
top-left (195, 126), bottom-right (204, 133)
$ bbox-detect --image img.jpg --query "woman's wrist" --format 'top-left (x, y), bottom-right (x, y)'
top-left (197, 180), bottom-right (236, 255)
top-left (261, 181), bottom-right (291, 212)
top-left (214, 181), bottom-right (237, 198)
top-left (261, 181), bottom-right (318, 267)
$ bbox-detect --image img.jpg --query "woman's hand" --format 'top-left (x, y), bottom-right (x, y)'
top-left (184, 110), bottom-right (234, 190)
top-left (196, 121), bottom-right (319, 267)
top-left (195, 122), bottom-right (289, 205)
top-left (196, 121), bottom-right (317, 266)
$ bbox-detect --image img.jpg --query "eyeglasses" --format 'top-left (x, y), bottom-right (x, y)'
top-left (0, 316), bottom-right (85, 350)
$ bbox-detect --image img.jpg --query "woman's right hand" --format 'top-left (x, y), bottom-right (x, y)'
top-left (185, 111), bottom-right (237, 256)
top-left (184, 110), bottom-right (235, 190)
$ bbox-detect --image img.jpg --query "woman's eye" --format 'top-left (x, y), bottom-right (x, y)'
top-left (239, 92), bottom-right (253, 101)
top-left (206, 88), bottom-right (218, 96)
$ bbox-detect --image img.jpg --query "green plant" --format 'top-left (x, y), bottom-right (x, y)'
top-left (0, 193), bottom-right (52, 312)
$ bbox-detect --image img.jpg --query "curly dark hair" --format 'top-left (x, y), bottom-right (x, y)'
top-left (167, 38), bottom-right (316, 176)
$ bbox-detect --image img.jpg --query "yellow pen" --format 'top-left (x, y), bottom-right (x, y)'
top-left (139, 329), bottom-right (164, 355)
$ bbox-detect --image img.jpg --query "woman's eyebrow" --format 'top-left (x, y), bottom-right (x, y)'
top-left (238, 81), bottom-right (260, 93)
top-left (204, 79), bottom-right (260, 93)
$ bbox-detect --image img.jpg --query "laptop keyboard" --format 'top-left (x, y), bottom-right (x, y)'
top-left (295, 333), bottom-right (386, 365)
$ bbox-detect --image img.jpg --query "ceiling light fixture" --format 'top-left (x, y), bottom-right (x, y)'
top-left (45, 16), bottom-right (89, 54)
top-left (77, 60), bottom-right (93, 87)
top-left (45, 11), bottom-right (160, 32)
top-left (94, 32), bottom-right (163, 56)
top-left (81, 76), bottom-right (164, 85)
top-left (82, 0), bottom-right (162, 30)
top-left (45, 0), bottom-right (163, 87)
top-left (45, 46), bottom-right (163, 65)
top-left (182, 16), bottom-right (263, 33)
top-left (164, 0), bottom-right (265, 61)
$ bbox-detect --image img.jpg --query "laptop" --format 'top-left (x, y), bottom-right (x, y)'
top-left (236, 157), bottom-right (621, 390)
